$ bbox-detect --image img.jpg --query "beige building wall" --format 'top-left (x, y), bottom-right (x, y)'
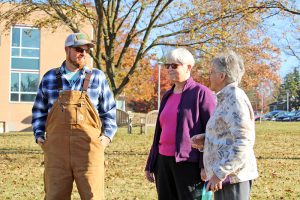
top-left (0, 4), bottom-right (93, 132)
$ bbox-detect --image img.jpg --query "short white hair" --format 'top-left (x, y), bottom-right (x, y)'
top-left (166, 48), bottom-right (195, 67)
top-left (212, 50), bottom-right (245, 84)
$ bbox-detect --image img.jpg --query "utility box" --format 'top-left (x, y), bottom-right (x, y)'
top-left (0, 121), bottom-right (6, 133)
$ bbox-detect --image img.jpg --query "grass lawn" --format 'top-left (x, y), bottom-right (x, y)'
top-left (0, 122), bottom-right (299, 199)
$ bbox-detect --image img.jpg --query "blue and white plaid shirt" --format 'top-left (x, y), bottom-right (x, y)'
top-left (32, 62), bottom-right (117, 141)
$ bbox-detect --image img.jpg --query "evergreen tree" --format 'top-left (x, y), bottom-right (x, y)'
top-left (278, 68), bottom-right (300, 110)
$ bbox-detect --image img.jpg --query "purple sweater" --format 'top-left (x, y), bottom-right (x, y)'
top-left (145, 77), bottom-right (216, 172)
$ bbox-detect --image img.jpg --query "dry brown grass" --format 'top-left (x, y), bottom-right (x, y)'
top-left (0, 122), bottom-right (299, 199)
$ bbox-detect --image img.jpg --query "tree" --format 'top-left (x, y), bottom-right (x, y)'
top-left (275, 68), bottom-right (300, 110)
top-left (0, 0), bottom-right (287, 98)
top-left (282, 68), bottom-right (300, 110)
top-left (264, 1), bottom-right (300, 61)
top-left (126, 64), bottom-right (172, 112)
top-left (184, 1), bottom-right (285, 90)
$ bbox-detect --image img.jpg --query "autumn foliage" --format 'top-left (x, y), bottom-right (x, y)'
top-left (2, 0), bottom-right (299, 112)
top-left (126, 65), bottom-right (172, 112)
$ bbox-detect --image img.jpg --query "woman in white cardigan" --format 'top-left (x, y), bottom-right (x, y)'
top-left (191, 50), bottom-right (258, 200)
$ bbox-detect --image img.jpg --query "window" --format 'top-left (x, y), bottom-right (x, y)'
top-left (10, 72), bottom-right (39, 102)
top-left (10, 26), bottom-right (40, 102)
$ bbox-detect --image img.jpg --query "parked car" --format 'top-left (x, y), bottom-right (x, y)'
top-left (254, 112), bottom-right (263, 121)
top-left (275, 111), bottom-right (299, 121)
top-left (271, 111), bottom-right (289, 121)
top-left (262, 110), bottom-right (284, 121)
top-left (291, 111), bottom-right (300, 121)
top-left (275, 110), bottom-right (300, 122)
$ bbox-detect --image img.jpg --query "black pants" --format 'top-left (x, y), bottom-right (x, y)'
top-left (214, 180), bottom-right (252, 200)
top-left (154, 154), bottom-right (203, 200)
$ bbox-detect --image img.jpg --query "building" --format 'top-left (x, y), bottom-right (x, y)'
top-left (0, 4), bottom-right (93, 132)
top-left (268, 101), bottom-right (288, 111)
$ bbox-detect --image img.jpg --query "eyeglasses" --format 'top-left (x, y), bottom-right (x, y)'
top-left (209, 70), bottom-right (225, 76)
top-left (71, 46), bottom-right (89, 54)
top-left (164, 63), bottom-right (180, 69)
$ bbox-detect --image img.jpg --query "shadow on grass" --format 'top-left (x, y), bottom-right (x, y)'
top-left (2, 149), bottom-right (299, 160)
top-left (0, 133), bottom-right (33, 137)
top-left (0, 148), bottom-right (42, 154)
top-left (257, 156), bottom-right (300, 160)
top-left (0, 149), bottom-right (148, 156)
top-left (106, 151), bottom-right (148, 156)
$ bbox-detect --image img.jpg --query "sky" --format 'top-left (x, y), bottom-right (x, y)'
top-left (263, 2), bottom-right (300, 78)
top-left (148, 1), bottom-right (300, 79)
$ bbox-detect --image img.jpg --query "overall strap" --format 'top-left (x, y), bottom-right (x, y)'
top-left (55, 67), bottom-right (63, 91)
top-left (82, 72), bottom-right (92, 92)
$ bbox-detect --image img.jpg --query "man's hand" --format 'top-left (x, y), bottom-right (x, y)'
top-left (206, 173), bottom-right (223, 192)
top-left (190, 134), bottom-right (205, 151)
top-left (145, 171), bottom-right (155, 183)
top-left (99, 135), bottom-right (110, 148)
top-left (37, 137), bottom-right (45, 147)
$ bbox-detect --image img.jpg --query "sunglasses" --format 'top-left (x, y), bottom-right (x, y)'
top-left (164, 63), bottom-right (180, 69)
top-left (71, 46), bottom-right (89, 53)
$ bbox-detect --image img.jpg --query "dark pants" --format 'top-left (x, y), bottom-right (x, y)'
top-left (154, 154), bottom-right (203, 200)
top-left (214, 180), bottom-right (252, 200)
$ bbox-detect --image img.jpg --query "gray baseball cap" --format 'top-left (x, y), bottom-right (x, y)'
top-left (65, 33), bottom-right (95, 48)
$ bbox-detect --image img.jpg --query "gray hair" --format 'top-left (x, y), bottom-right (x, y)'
top-left (212, 50), bottom-right (245, 84)
top-left (166, 48), bottom-right (195, 67)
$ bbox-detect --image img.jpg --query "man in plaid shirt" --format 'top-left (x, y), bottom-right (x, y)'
top-left (32, 33), bottom-right (117, 200)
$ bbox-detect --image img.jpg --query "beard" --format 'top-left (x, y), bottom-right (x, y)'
top-left (67, 55), bottom-right (86, 70)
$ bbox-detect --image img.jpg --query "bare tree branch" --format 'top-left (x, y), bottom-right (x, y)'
top-left (142, 37), bottom-right (216, 57)
top-left (115, 4), bottom-right (145, 70)
top-left (285, 37), bottom-right (300, 61)
top-left (275, 1), bottom-right (300, 15)
top-left (116, 0), bottom-right (139, 32)
top-left (115, 0), bottom-right (174, 95)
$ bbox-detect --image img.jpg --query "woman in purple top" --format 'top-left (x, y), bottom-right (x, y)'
top-left (145, 48), bottom-right (216, 200)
